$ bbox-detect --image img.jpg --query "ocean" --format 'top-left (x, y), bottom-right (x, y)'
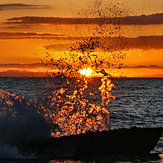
top-left (0, 77), bottom-right (162, 162)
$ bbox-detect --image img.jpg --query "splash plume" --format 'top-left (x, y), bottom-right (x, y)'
top-left (37, 0), bottom-right (130, 137)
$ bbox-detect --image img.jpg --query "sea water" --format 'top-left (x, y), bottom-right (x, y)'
top-left (0, 77), bottom-right (162, 162)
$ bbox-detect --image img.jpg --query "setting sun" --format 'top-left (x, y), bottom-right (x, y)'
top-left (79, 68), bottom-right (92, 76)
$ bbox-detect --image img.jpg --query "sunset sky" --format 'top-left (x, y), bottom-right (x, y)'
top-left (0, 0), bottom-right (163, 77)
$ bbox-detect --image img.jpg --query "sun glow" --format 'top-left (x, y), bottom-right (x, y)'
top-left (79, 68), bottom-right (92, 76)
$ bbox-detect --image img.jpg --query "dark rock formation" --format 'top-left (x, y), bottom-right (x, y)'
top-left (20, 127), bottom-right (162, 160)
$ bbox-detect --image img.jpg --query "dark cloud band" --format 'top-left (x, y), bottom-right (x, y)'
top-left (0, 3), bottom-right (51, 10)
top-left (0, 63), bottom-right (162, 69)
top-left (0, 32), bottom-right (64, 39)
top-left (44, 36), bottom-right (163, 51)
top-left (5, 13), bottom-right (163, 25)
top-left (0, 33), bottom-right (163, 50)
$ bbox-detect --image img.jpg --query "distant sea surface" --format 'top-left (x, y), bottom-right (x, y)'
top-left (0, 77), bottom-right (162, 162)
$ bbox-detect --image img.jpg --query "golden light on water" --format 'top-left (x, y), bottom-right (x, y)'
top-left (79, 68), bottom-right (92, 76)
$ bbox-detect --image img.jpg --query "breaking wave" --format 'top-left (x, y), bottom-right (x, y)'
top-left (0, 77), bottom-right (114, 158)
top-left (0, 90), bottom-right (51, 145)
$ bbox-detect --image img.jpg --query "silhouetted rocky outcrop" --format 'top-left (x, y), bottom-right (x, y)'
top-left (20, 127), bottom-right (162, 160)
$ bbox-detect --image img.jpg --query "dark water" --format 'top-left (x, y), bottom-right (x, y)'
top-left (0, 77), bottom-right (162, 162)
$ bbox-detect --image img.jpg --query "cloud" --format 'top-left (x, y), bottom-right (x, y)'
top-left (45, 36), bottom-right (163, 51)
top-left (0, 32), bottom-right (64, 39)
top-left (118, 13), bottom-right (163, 25)
top-left (0, 32), bottom-right (163, 51)
top-left (121, 36), bottom-right (163, 50)
top-left (0, 63), bottom-right (162, 78)
top-left (122, 65), bottom-right (163, 69)
top-left (0, 70), bottom-right (46, 77)
top-left (0, 3), bottom-right (51, 10)
top-left (5, 13), bottom-right (163, 25)
top-left (1, 63), bottom-right (160, 69)
top-left (0, 63), bottom-right (44, 68)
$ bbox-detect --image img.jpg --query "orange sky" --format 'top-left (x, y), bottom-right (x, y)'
top-left (0, 0), bottom-right (163, 77)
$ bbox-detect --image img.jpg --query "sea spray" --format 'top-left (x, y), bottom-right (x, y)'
top-left (39, 0), bottom-right (128, 137)
top-left (0, 90), bottom-right (50, 145)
